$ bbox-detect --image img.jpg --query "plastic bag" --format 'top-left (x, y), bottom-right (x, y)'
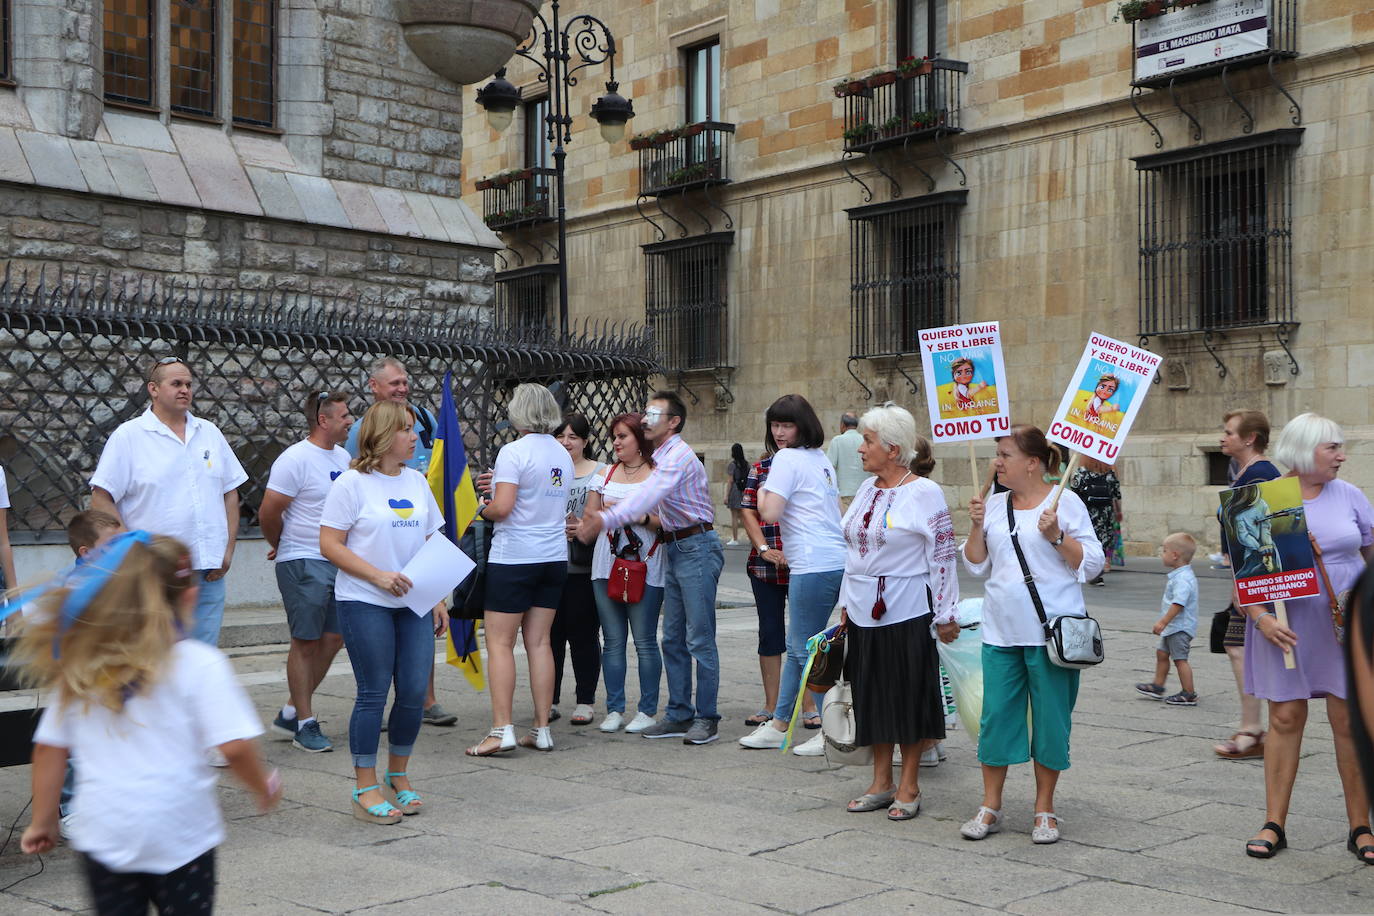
top-left (937, 622), bottom-right (985, 739)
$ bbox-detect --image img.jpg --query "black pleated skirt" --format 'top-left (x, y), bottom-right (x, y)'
top-left (844, 614), bottom-right (946, 747)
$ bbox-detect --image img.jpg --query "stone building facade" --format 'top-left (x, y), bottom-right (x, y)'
top-left (463, 0), bottom-right (1374, 553)
top-left (1, 0), bottom-right (499, 309)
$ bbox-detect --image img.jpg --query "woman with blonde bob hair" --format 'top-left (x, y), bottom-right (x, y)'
top-left (1241, 413), bottom-right (1374, 863)
top-left (15, 534), bottom-right (277, 912)
top-left (468, 383), bottom-right (575, 756)
top-left (836, 403), bottom-right (959, 821)
top-left (321, 400), bottom-right (450, 824)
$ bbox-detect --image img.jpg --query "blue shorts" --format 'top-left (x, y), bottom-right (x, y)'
top-left (485, 561), bottom-right (568, 614)
top-left (275, 559), bottom-right (339, 640)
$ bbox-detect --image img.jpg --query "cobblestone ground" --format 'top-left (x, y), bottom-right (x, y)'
top-left (2, 555), bottom-right (1371, 913)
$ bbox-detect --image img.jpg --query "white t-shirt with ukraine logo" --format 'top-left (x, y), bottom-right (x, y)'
top-left (490, 432), bottom-right (574, 565)
top-left (319, 467), bottom-right (444, 608)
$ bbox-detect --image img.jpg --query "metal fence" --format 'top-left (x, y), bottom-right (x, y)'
top-left (0, 263), bottom-right (660, 543)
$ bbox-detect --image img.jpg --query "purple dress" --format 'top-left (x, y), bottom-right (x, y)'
top-left (1244, 478), bottom-right (1373, 701)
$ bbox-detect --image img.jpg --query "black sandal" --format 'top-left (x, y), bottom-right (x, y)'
top-left (1245, 821), bottom-right (1287, 859)
top-left (1348, 826), bottom-right (1374, 865)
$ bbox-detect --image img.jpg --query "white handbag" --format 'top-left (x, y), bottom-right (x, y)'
top-left (821, 675), bottom-right (873, 767)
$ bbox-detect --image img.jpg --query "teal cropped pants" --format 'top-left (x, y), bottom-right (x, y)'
top-left (977, 644), bottom-right (1080, 772)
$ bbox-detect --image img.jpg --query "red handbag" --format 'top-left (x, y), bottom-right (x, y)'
top-left (603, 465), bottom-right (659, 604)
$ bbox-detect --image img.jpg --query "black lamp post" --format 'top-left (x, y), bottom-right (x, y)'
top-left (475, 1), bottom-right (633, 339)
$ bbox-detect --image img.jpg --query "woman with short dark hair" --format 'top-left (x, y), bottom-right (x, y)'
top-left (739, 394), bottom-right (846, 753)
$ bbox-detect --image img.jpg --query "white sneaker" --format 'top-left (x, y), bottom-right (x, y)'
top-left (739, 722), bottom-right (787, 749)
top-left (920, 746), bottom-right (940, 767)
top-left (725, 539), bottom-right (740, 546)
top-left (792, 733), bottom-right (825, 756)
top-left (624, 712), bottom-right (656, 733)
top-left (599, 711), bottom-right (624, 732)
top-left (206, 747), bottom-right (229, 768)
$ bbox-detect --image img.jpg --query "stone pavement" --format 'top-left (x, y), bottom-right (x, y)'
top-left (2, 552), bottom-right (1371, 914)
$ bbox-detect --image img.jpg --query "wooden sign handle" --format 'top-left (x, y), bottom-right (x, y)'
top-left (968, 441), bottom-right (979, 498)
top-left (978, 462), bottom-right (998, 500)
top-left (1048, 451), bottom-right (1081, 511)
top-left (1274, 600), bottom-right (1296, 669)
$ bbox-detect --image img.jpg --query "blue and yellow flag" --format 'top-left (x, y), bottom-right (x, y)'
top-left (426, 371), bottom-right (485, 691)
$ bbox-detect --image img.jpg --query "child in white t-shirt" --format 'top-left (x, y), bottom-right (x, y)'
top-left (17, 532), bottom-right (279, 912)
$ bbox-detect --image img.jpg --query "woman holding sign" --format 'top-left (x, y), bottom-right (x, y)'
top-left (960, 425), bottom-right (1103, 844)
top-left (1242, 413), bottom-right (1374, 862)
top-left (320, 401), bottom-right (450, 824)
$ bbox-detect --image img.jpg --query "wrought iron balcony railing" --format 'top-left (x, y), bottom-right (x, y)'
top-left (1129, 0), bottom-right (1297, 89)
top-left (479, 167), bottom-right (558, 231)
top-left (635, 122), bottom-right (734, 197)
top-left (839, 58), bottom-right (968, 154)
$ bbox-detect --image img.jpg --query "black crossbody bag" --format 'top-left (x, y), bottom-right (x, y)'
top-left (1005, 497), bottom-right (1104, 669)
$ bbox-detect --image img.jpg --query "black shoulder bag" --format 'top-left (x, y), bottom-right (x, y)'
top-left (1005, 496), bottom-right (1104, 669)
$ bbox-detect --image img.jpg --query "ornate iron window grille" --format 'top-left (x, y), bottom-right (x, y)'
top-left (495, 264), bottom-right (558, 336)
top-left (848, 190), bottom-right (966, 359)
top-left (1134, 129), bottom-right (1300, 338)
top-left (643, 232), bottom-right (733, 372)
top-left (232, 0), bottom-right (274, 127)
top-left (170, 0), bottom-right (216, 117)
top-left (104, 0), bottom-right (155, 107)
top-left (0, 264), bottom-right (658, 542)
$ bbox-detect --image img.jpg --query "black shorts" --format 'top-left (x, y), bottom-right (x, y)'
top-left (485, 561), bottom-right (568, 613)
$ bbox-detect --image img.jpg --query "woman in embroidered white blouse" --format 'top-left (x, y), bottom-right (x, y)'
top-left (960, 425), bottom-right (1103, 845)
top-left (839, 404), bottom-right (960, 822)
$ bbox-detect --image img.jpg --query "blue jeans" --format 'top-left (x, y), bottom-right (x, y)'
top-left (336, 600), bottom-right (434, 768)
top-left (772, 569), bottom-right (843, 723)
top-left (190, 572), bottom-right (226, 646)
top-left (660, 532), bottom-right (724, 722)
top-left (593, 581), bottom-right (664, 716)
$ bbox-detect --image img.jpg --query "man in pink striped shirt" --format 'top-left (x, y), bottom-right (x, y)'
top-left (578, 391), bottom-right (724, 745)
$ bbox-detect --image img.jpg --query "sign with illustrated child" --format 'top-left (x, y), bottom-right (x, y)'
top-left (1219, 477), bottom-right (1319, 606)
top-left (1047, 332), bottom-right (1161, 464)
top-left (918, 321), bottom-right (1010, 443)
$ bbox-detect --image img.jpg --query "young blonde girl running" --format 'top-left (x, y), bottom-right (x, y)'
top-left (16, 532), bottom-right (279, 914)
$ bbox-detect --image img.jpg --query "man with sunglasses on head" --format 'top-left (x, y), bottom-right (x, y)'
top-left (344, 355), bottom-right (457, 726)
top-left (90, 357), bottom-right (247, 647)
top-left (258, 392), bottom-right (354, 753)
top-left (577, 390), bottom-right (724, 746)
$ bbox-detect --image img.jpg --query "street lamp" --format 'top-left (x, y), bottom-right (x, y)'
top-left (475, 0), bottom-right (633, 339)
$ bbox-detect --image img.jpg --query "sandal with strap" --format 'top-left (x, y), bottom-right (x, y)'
top-left (1032, 812), bottom-right (1062, 844)
top-left (1215, 729), bottom-right (1265, 759)
top-left (466, 725), bottom-right (517, 757)
top-left (744, 710), bottom-right (772, 727)
top-left (352, 785), bottom-right (402, 824)
top-left (1246, 821), bottom-right (1287, 859)
top-left (1348, 826), bottom-right (1374, 865)
top-left (382, 772), bottom-right (422, 815)
top-left (960, 806), bottom-right (1003, 840)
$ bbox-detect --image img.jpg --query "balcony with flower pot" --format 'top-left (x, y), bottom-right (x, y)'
top-left (632, 121), bottom-right (735, 197)
top-left (838, 57), bottom-right (967, 155)
top-left (1120, 0), bottom-right (1298, 90)
top-left (477, 166), bottom-right (558, 231)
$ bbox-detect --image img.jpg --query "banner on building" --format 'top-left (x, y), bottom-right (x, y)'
top-left (1134, 0), bottom-right (1270, 82)
top-left (1047, 332), bottom-right (1161, 464)
top-left (918, 321), bottom-right (1010, 443)
top-left (1219, 477), bottom-right (1319, 607)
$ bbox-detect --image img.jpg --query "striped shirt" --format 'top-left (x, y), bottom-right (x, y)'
top-left (599, 434), bottom-right (714, 533)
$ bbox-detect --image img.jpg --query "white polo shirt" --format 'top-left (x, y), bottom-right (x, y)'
top-left (90, 409), bottom-right (248, 570)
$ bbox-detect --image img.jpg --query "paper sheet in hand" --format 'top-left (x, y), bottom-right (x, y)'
top-left (400, 535), bottom-right (476, 617)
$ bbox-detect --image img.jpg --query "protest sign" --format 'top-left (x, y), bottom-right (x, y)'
top-left (1219, 477), bottom-right (1318, 607)
top-left (918, 321), bottom-right (1010, 444)
top-left (1047, 332), bottom-right (1161, 465)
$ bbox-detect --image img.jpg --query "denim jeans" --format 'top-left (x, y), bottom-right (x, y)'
top-left (772, 569), bottom-right (843, 723)
top-left (336, 600), bottom-right (434, 767)
top-left (593, 581), bottom-right (664, 716)
top-left (660, 532), bottom-right (724, 722)
top-left (190, 571), bottom-right (226, 646)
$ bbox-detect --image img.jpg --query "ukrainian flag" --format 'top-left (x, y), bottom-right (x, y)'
top-left (426, 371), bottom-right (485, 691)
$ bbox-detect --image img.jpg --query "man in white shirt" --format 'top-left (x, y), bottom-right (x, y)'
top-left (258, 392), bottom-right (354, 753)
top-left (826, 412), bottom-right (871, 514)
top-left (344, 356), bottom-right (456, 727)
top-left (90, 358), bottom-right (247, 646)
